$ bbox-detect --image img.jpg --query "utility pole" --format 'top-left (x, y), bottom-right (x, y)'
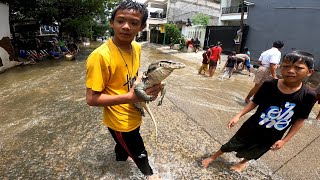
top-left (237, 0), bottom-right (245, 53)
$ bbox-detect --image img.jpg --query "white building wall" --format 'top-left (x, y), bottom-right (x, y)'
top-left (0, 3), bottom-right (20, 73)
top-left (0, 3), bottom-right (10, 38)
top-left (145, 0), bottom-right (168, 42)
top-left (168, 0), bottom-right (220, 26)
top-left (182, 25), bottom-right (207, 48)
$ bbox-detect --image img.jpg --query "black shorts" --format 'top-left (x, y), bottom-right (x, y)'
top-left (220, 135), bottom-right (270, 160)
top-left (108, 127), bottom-right (153, 176)
top-left (209, 60), bottom-right (218, 67)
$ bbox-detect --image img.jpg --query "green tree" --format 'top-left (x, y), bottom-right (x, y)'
top-left (191, 13), bottom-right (209, 26)
top-left (4, 0), bottom-right (117, 39)
top-left (164, 23), bottom-right (181, 45)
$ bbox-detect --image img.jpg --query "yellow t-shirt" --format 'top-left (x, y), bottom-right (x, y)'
top-left (86, 38), bottom-right (142, 132)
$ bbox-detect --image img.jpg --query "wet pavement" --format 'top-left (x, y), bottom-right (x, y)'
top-left (0, 41), bottom-right (319, 179)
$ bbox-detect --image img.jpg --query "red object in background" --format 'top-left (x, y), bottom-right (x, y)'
top-left (186, 40), bottom-right (193, 47)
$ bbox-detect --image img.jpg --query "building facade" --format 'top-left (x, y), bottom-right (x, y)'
top-left (0, 2), bottom-right (19, 73)
top-left (144, 0), bottom-right (169, 42)
top-left (144, 0), bottom-right (221, 45)
top-left (218, 0), bottom-right (254, 26)
top-left (167, 0), bottom-right (220, 25)
top-left (245, 0), bottom-right (320, 70)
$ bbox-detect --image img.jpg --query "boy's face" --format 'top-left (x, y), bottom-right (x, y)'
top-left (280, 59), bottom-right (314, 83)
top-left (111, 9), bottom-right (145, 43)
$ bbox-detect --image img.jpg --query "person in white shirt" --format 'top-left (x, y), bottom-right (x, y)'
top-left (245, 41), bottom-right (284, 103)
top-left (315, 85), bottom-right (320, 120)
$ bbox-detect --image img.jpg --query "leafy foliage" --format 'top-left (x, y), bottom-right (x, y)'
top-left (164, 23), bottom-right (181, 44)
top-left (191, 13), bottom-right (209, 26)
top-left (5, 0), bottom-right (117, 38)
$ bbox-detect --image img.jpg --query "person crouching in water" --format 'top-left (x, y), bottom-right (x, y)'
top-left (221, 51), bottom-right (237, 79)
top-left (202, 50), bottom-right (316, 172)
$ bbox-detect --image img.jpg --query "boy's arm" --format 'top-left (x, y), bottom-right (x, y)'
top-left (271, 118), bottom-right (305, 150)
top-left (86, 88), bottom-right (138, 106)
top-left (218, 51), bottom-right (222, 64)
top-left (269, 63), bottom-right (278, 79)
top-left (228, 101), bottom-right (258, 128)
top-left (86, 76), bottom-right (162, 106)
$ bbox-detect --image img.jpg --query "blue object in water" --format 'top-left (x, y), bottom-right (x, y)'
top-left (19, 50), bottom-right (28, 58)
top-left (49, 51), bottom-right (61, 57)
top-left (60, 46), bottom-right (68, 52)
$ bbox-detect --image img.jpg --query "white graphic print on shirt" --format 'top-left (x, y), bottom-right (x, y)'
top-left (259, 102), bottom-right (296, 131)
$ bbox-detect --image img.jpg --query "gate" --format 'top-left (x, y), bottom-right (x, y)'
top-left (204, 25), bottom-right (249, 53)
top-left (150, 29), bottom-right (164, 44)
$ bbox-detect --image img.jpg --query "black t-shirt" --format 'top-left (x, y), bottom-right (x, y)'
top-left (226, 56), bottom-right (237, 68)
top-left (202, 50), bottom-right (210, 64)
top-left (236, 79), bottom-right (316, 146)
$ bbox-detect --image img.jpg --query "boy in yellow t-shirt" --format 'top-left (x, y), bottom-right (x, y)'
top-left (86, 1), bottom-right (161, 179)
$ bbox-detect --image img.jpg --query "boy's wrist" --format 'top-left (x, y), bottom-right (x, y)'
top-left (235, 113), bottom-right (242, 119)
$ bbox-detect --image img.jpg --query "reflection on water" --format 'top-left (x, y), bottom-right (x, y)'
top-left (1, 41), bottom-right (317, 179)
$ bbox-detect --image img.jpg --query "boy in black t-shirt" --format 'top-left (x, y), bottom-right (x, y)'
top-left (221, 51), bottom-right (237, 79)
top-left (202, 50), bottom-right (317, 172)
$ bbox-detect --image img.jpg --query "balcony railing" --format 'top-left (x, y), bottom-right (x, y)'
top-left (222, 5), bottom-right (248, 14)
top-left (150, 12), bottom-right (166, 19)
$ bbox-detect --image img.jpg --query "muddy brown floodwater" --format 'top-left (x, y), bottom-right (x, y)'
top-left (0, 42), bottom-right (319, 179)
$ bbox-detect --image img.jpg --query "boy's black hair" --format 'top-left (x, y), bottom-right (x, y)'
top-left (283, 50), bottom-right (314, 69)
top-left (110, 0), bottom-right (148, 25)
top-left (244, 47), bottom-right (249, 51)
top-left (272, 41), bottom-right (284, 49)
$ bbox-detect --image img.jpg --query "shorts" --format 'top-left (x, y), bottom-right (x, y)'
top-left (244, 60), bottom-right (251, 70)
top-left (209, 60), bottom-right (218, 67)
top-left (220, 135), bottom-right (270, 160)
top-left (253, 66), bottom-right (272, 84)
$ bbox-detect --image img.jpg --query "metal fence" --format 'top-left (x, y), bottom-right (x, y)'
top-left (204, 25), bottom-right (249, 54)
top-left (222, 5), bottom-right (248, 14)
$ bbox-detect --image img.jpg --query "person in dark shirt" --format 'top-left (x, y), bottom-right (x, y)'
top-left (202, 50), bottom-right (316, 172)
top-left (193, 38), bottom-right (201, 53)
top-left (221, 51), bottom-right (237, 79)
top-left (198, 47), bottom-right (211, 75)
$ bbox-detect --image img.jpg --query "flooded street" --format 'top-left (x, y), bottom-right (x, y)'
top-left (1, 42), bottom-right (319, 179)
